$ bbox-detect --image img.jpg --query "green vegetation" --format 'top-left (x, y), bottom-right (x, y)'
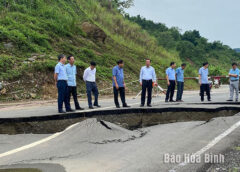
top-left (0, 0), bottom-right (236, 100)
top-left (126, 15), bottom-right (240, 76)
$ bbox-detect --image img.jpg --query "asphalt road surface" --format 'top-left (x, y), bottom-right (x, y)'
top-left (0, 86), bottom-right (239, 172)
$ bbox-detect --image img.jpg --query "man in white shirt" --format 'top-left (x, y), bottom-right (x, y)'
top-left (139, 59), bottom-right (157, 107)
top-left (83, 62), bottom-right (101, 109)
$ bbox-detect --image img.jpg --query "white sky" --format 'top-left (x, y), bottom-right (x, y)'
top-left (126, 0), bottom-right (240, 48)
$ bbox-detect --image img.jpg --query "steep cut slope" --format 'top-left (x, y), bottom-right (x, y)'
top-left (0, 0), bottom-right (194, 100)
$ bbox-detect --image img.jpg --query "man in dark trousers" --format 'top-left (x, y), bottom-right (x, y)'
top-left (83, 62), bottom-right (101, 109)
top-left (54, 54), bottom-right (71, 113)
top-left (112, 60), bottom-right (130, 108)
top-left (176, 63), bottom-right (186, 102)
top-left (199, 62), bottom-right (211, 102)
top-left (165, 62), bottom-right (176, 102)
top-left (139, 59), bottom-right (157, 107)
top-left (66, 55), bottom-right (84, 111)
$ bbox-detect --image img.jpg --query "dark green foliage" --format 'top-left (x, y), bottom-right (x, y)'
top-left (126, 15), bottom-right (240, 70)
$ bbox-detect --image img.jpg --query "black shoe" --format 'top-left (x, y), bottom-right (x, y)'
top-left (123, 104), bottom-right (130, 108)
top-left (227, 100), bottom-right (233, 102)
top-left (94, 105), bottom-right (101, 108)
top-left (147, 104), bottom-right (152, 107)
top-left (116, 105), bottom-right (120, 108)
top-left (58, 110), bottom-right (66, 113)
top-left (140, 104), bottom-right (144, 107)
top-left (66, 109), bottom-right (75, 112)
top-left (165, 100), bottom-right (168, 103)
top-left (201, 100), bottom-right (204, 102)
top-left (208, 99), bottom-right (211, 102)
top-left (76, 107), bottom-right (84, 110)
top-left (236, 100), bottom-right (238, 102)
top-left (169, 100), bottom-right (175, 102)
top-left (89, 106), bottom-right (94, 109)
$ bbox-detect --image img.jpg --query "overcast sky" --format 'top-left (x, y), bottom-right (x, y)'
top-left (126, 0), bottom-right (239, 48)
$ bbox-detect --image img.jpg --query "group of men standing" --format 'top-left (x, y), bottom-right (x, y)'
top-left (164, 61), bottom-right (211, 102)
top-left (54, 54), bottom-right (100, 113)
top-left (54, 54), bottom-right (239, 113)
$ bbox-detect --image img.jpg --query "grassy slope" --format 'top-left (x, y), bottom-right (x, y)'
top-left (0, 0), bottom-right (196, 100)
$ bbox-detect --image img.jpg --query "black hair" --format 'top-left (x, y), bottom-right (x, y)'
top-left (90, 61), bottom-right (96, 66)
top-left (170, 62), bottom-right (175, 66)
top-left (117, 60), bottom-right (124, 65)
top-left (146, 58), bottom-right (151, 62)
top-left (181, 63), bottom-right (186, 67)
top-left (203, 62), bottom-right (208, 66)
top-left (67, 55), bottom-right (73, 61)
top-left (58, 54), bottom-right (66, 61)
top-left (232, 62), bottom-right (238, 66)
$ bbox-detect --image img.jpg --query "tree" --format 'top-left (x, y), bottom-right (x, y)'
top-left (100, 0), bottom-right (134, 11)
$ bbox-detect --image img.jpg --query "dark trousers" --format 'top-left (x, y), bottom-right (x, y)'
top-left (66, 86), bottom-right (80, 109)
top-left (200, 84), bottom-right (211, 101)
top-left (141, 80), bottom-right (153, 105)
top-left (86, 81), bottom-right (99, 107)
top-left (176, 82), bottom-right (184, 101)
top-left (57, 80), bottom-right (70, 112)
top-left (166, 80), bottom-right (176, 101)
top-left (113, 87), bottom-right (126, 106)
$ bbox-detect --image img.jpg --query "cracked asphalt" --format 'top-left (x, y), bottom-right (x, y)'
top-left (0, 86), bottom-right (240, 172)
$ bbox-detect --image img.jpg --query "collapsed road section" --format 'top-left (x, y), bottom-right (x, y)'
top-left (0, 106), bottom-right (240, 134)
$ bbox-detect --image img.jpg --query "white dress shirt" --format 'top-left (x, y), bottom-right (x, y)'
top-left (83, 67), bottom-right (96, 82)
top-left (139, 66), bottom-right (157, 82)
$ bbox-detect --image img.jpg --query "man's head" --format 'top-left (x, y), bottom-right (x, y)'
top-left (58, 54), bottom-right (66, 64)
top-left (203, 62), bottom-right (209, 68)
top-left (67, 55), bottom-right (75, 65)
top-left (90, 61), bottom-right (96, 70)
top-left (146, 59), bottom-right (151, 67)
top-left (170, 62), bottom-right (176, 68)
top-left (181, 63), bottom-right (186, 70)
top-left (232, 62), bottom-right (238, 69)
top-left (117, 60), bottom-right (124, 68)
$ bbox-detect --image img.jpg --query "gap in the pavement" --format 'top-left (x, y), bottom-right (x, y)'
top-left (0, 107), bottom-right (239, 135)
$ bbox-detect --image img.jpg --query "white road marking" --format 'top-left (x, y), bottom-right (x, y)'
top-left (0, 122), bottom-right (79, 159)
top-left (169, 119), bottom-right (240, 172)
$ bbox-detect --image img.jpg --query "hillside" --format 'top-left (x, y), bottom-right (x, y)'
top-left (126, 15), bottom-right (240, 76)
top-left (0, 0), bottom-right (225, 101)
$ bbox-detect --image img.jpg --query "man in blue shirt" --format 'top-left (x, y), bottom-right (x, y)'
top-left (54, 54), bottom-right (71, 113)
top-left (199, 62), bottom-right (211, 102)
top-left (139, 59), bottom-right (157, 107)
top-left (227, 63), bottom-right (239, 102)
top-left (112, 60), bottom-right (130, 108)
top-left (176, 63), bottom-right (186, 102)
top-left (165, 62), bottom-right (176, 102)
top-left (65, 55), bottom-right (84, 111)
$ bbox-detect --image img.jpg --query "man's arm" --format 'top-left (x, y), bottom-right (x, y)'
top-left (175, 69), bottom-right (178, 81)
top-left (229, 73), bottom-right (238, 77)
top-left (54, 73), bottom-right (58, 86)
top-left (54, 65), bottom-right (59, 86)
top-left (83, 69), bottom-right (88, 82)
top-left (166, 75), bottom-right (170, 86)
top-left (139, 67), bottom-right (143, 86)
top-left (112, 67), bottom-right (119, 89)
top-left (152, 68), bottom-right (157, 85)
top-left (198, 74), bottom-right (201, 85)
top-left (113, 76), bottom-right (119, 89)
top-left (166, 69), bottom-right (170, 86)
